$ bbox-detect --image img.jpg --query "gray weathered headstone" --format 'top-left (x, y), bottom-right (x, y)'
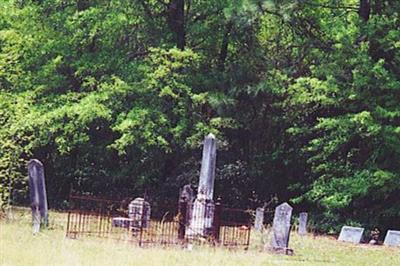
top-left (298, 212), bottom-right (308, 235)
top-left (254, 207), bottom-right (264, 232)
top-left (188, 134), bottom-right (217, 237)
top-left (383, 230), bottom-right (400, 247)
top-left (128, 197), bottom-right (151, 230)
top-left (180, 184), bottom-right (194, 222)
top-left (28, 159), bottom-right (48, 233)
top-left (180, 184), bottom-right (194, 203)
top-left (338, 226), bottom-right (364, 244)
top-left (271, 202), bottom-right (293, 250)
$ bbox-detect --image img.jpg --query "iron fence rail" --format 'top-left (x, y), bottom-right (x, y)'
top-left (66, 194), bottom-right (252, 248)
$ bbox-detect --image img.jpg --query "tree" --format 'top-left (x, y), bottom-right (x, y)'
top-left (0, 0), bottom-right (399, 232)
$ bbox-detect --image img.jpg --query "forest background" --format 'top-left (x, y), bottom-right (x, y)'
top-left (0, 0), bottom-right (399, 233)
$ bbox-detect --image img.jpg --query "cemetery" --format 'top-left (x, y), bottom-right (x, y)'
top-left (1, 133), bottom-right (399, 265)
top-left (1, 0), bottom-right (400, 265)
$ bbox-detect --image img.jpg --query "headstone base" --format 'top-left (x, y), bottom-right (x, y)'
top-left (112, 217), bottom-right (133, 228)
top-left (272, 247), bottom-right (294, 256)
top-left (264, 243), bottom-right (295, 256)
top-left (187, 199), bottom-right (214, 238)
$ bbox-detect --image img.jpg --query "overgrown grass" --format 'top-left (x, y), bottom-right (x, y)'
top-left (1, 209), bottom-right (399, 266)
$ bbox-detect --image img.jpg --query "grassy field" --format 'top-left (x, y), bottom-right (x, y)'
top-left (0, 209), bottom-right (399, 266)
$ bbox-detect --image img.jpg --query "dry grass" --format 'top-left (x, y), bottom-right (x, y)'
top-left (0, 208), bottom-right (399, 266)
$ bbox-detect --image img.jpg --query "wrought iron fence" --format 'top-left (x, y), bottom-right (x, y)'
top-left (66, 194), bottom-right (252, 248)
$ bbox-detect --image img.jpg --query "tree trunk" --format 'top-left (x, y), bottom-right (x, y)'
top-left (218, 22), bottom-right (233, 71)
top-left (168, 0), bottom-right (186, 50)
top-left (358, 0), bottom-right (370, 21)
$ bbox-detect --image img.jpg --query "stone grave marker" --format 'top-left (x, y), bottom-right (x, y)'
top-left (338, 226), bottom-right (364, 244)
top-left (383, 230), bottom-right (400, 247)
top-left (270, 202), bottom-right (293, 251)
top-left (198, 133), bottom-right (217, 200)
top-left (180, 184), bottom-right (194, 203)
top-left (28, 159), bottom-right (48, 233)
top-left (188, 133), bottom-right (217, 237)
top-left (180, 184), bottom-right (194, 221)
top-left (254, 207), bottom-right (264, 232)
top-left (189, 198), bottom-right (215, 236)
top-left (298, 212), bottom-right (308, 235)
top-left (128, 197), bottom-right (151, 230)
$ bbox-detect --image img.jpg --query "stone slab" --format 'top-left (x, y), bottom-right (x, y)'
top-left (28, 159), bottom-right (48, 233)
top-left (338, 226), bottom-right (364, 244)
top-left (298, 212), bottom-right (308, 235)
top-left (383, 230), bottom-right (400, 247)
top-left (271, 202), bottom-right (293, 249)
top-left (112, 217), bottom-right (134, 228)
top-left (254, 207), bottom-right (264, 232)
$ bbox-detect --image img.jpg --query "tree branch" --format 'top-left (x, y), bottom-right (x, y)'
top-left (303, 1), bottom-right (359, 11)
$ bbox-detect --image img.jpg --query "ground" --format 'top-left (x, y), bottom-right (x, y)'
top-left (0, 209), bottom-right (399, 266)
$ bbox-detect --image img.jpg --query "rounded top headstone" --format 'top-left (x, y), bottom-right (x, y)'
top-left (28, 159), bottom-right (43, 167)
top-left (206, 133), bottom-right (216, 139)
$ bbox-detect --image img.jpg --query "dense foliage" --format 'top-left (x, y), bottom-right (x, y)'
top-left (1, 0), bottom-right (399, 232)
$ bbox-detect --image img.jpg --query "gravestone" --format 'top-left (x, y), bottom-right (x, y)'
top-left (128, 197), bottom-right (151, 230)
top-left (189, 198), bottom-right (215, 236)
top-left (27, 159), bottom-right (48, 233)
top-left (254, 207), bottom-right (264, 232)
top-left (197, 134), bottom-right (217, 200)
top-left (298, 212), bottom-right (308, 235)
top-left (338, 226), bottom-right (364, 244)
top-left (383, 230), bottom-right (400, 247)
top-left (270, 202), bottom-right (293, 251)
top-left (180, 184), bottom-right (194, 222)
top-left (180, 184), bottom-right (194, 203)
top-left (188, 133), bottom-right (217, 237)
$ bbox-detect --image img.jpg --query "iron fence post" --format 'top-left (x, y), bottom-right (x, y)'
top-left (63, 194), bottom-right (253, 248)
top-left (213, 197), bottom-right (222, 242)
top-left (66, 210), bottom-right (71, 237)
top-left (98, 202), bottom-right (103, 237)
top-left (246, 222), bottom-right (251, 248)
top-left (178, 200), bottom-right (187, 241)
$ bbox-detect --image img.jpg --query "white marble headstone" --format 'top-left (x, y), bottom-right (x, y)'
top-left (383, 230), bottom-right (400, 247)
top-left (338, 226), bottom-right (364, 244)
top-left (254, 207), bottom-right (264, 232)
top-left (187, 134), bottom-right (217, 237)
top-left (298, 212), bottom-right (308, 235)
top-left (28, 159), bottom-right (49, 233)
